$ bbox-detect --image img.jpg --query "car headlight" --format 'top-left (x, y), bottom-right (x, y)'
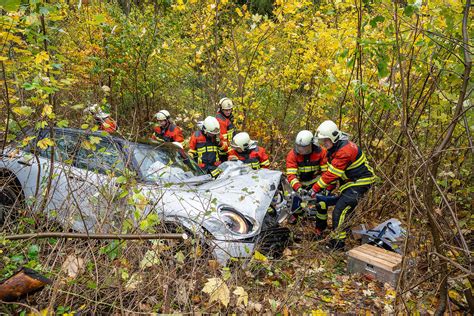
top-left (219, 207), bottom-right (252, 234)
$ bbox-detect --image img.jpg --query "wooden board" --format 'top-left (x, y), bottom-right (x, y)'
top-left (356, 244), bottom-right (402, 264)
top-left (347, 244), bottom-right (402, 272)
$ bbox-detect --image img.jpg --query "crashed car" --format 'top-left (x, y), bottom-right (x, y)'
top-left (0, 128), bottom-right (291, 264)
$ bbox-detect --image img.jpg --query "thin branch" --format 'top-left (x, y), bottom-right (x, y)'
top-left (2, 232), bottom-right (188, 241)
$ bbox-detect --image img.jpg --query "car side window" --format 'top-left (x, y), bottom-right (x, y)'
top-left (75, 137), bottom-right (125, 175)
top-left (38, 131), bottom-right (79, 163)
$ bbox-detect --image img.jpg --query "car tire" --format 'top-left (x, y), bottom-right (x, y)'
top-left (0, 173), bottom-right (23, 226)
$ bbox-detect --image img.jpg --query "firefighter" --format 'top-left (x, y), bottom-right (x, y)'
top-left (84, 104), bottom-right (117, 133)
top-left (228, 132), bottom-right (270, 169)
top-left (286, 130), bottom-right (329, 230)
top-left (151, 110), bottom-right (184, 143)
top-left (188, 116), bottom-right (228, 178)
top-left (216, 97), bottom-right (236, 145)
top-left (311, 120), bottom-right (376, 250)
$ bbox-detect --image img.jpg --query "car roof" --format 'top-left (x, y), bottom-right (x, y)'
top-left (49, 127), bottom-right (177, 149)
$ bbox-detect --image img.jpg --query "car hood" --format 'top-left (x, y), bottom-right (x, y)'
top-left (140, 166), bottom-right (283, 240)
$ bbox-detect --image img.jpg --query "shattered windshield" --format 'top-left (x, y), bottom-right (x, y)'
top-left (133, 143), bottom-right (205, 182)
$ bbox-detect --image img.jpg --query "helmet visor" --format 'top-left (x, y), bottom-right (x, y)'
top-left (295, 144), bottom-right (312, 155)
top-left (206, 128), bottom-right (220, 135)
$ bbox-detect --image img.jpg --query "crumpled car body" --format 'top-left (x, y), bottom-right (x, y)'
top-left (0, 128), bottom-right (291, 264)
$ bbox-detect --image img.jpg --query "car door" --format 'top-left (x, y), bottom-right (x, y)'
top-left (35, 129), bottom-right (82, 217)
top-left (69, 135), bottom-right (126, 233)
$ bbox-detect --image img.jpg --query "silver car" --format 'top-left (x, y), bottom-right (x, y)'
top-left (0, 128), bottom-right (291, 264)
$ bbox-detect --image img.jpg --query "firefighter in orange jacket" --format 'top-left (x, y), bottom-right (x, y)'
top-left (188, 116), bottom-right (228, 178)
top-left (286, 130), bottom-right (329, 228)
top-left (228, 132), bottom-right (270, 170)
top-left (151, 110), bottom-right (184, 143)
top-left (84, 104), bottom-right (118, 133)
top-left (311, 120), bottom-right (376, 250)
top-left (216, 97), bottom-right (236, 145)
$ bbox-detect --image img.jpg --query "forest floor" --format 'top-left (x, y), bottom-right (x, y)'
top-left (0, 217), bottom-right (447, 315)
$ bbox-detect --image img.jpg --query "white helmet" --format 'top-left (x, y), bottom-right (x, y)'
top-left (295, 130), bottom-right (314, 146)
top-left (316, 120), bottom-right (341, 143)
top-left (203, 116), bottom-right (220, 135)
top-left (84, 104), bottom-right (109, 119)
top-left (155, 110), bottom-right (170, 121)
top-left (295, 130), bottom-right (313, 155)
top-left (232, 132), bottom-right (251, 151)
top-left (218, 97), bottom-right (234, 110)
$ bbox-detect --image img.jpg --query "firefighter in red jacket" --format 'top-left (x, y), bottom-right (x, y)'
top-left (228, 132), bottom-right (270, 169)
top-left (286, 130), bottom-right (329, 228)
top-left (151, 110), bottom-right (184, 143)
top-left (84, 104), bottom-right (117, 133)
top-left (188, 116), bottom-right (228, 178)
top-left (216, 97), bottom-right (236, 145)
top-left (312, 120), bottom-right (376, 250)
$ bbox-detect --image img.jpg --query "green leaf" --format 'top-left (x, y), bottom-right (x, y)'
top-left (377, 59), bottom-right (389, 78)
top-left (116, 176), bottom-right (127, 184)
top-left (94, 14), bottom-right (106, 23)
top-left (57, 120), bottom-right (69, 128)
top-left (1, 0), bottom-right (21, 12)
top-left (404, 4), bottom-right (416, 17)
top-left (175, 251), bottom-right (185, 264)
top-left (369, 15), bottom-right (385, 28)
top-left (28, 244), bottom-right (40, 260)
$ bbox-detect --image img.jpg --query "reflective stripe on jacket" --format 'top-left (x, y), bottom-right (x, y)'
top-left (216, 112), bottom-right (235, 141)
top-left (286, 145), bottom-right (328, 191)
top-left (152, 124), bottom-right (184, 143)
top-left (313, 140), bottom-right (375, 192)
top-left (228, 146), bottom-right (270, 170)
top-left (188, 130), bottom-right (228, 172)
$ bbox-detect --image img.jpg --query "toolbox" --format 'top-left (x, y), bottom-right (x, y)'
top-left (347, 244), bottom-right (403, 287)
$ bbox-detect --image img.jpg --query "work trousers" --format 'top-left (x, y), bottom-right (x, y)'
top-left (332, 185), bottom-right (370, 240)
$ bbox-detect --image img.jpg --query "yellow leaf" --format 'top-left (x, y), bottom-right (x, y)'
top-left (321, 295), bottom-right (332, 303)
top-left (0, 56), bottom-right (8, 61)
top-left (12, 106), bottom-right (34, 116)
top-left (81, 140), bottom-right (95, 151)
top-left (235, 8), bottom-right (243, 17)
top-left (253, 250), bottom-right (267, 262)
top-left (202, 277), bottom-right (230, 307)
top-left (89, 136), bottom-right (101, 145)
top-left (35, 51), bottom-right (49, 64)
top-left (37, 138), bottom-right (54, 150)
top-left (312, 310), bottom-right (328, 316)
top-left (42, 104), bottom-right (53, 117)
top-left (21, 136), bottom-right (36, 147)
top-left (233, 286), bottom-right (248, 307)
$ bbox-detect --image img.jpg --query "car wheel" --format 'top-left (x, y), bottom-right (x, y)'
top-left (0, 174), bottom-right (23, 226)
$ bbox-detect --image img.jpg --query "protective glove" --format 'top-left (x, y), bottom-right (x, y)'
top-left (311, 189), bottom-right (319, 198)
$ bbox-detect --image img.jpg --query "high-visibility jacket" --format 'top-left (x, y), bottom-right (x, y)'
top-left (228, 146), bottom-right (270, 170)
top-left (188, 130), bottom-right (228, 177)
top-left (100, 118), bottom-right (117, 133)
top-left (152, 123), bottom-right (184, 143)
top-left (216, 111), bottom-right (235, 142)
top-left (286, 145), bottom-right (328, 191)
top-left (312, 140), bottom-right (375, 193)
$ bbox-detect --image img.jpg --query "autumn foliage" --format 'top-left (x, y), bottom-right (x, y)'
top-left (1, 0), bottom-right (472, 314)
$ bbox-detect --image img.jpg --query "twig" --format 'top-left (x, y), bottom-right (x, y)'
top-left (430, 252), bottom-right (474, 276)
top-left (2, 232), bottom-right (188, 240)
